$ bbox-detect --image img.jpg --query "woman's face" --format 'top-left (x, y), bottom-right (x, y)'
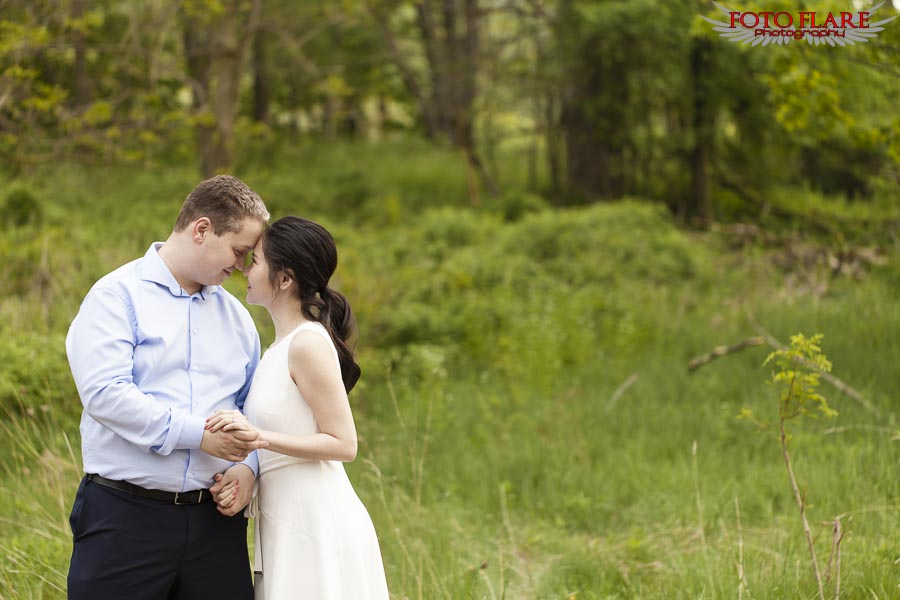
top-left (245, 239), bottom-right (275, 306)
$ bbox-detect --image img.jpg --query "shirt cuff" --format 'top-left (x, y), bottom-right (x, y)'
top-left (177, 415), bottom-right (207, 450)
top-left (239, 451), bottom-right (259, 476)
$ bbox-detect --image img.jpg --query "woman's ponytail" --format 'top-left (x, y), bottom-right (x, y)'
top-left (305, 286), bottom-right (361, 393)
top-left (263, 217), bottom-right (362, 393)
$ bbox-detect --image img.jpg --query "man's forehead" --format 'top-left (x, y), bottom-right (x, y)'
top-left (229, 218), bottom-right (265, 245)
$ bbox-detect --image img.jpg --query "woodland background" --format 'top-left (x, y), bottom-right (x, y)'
top-left (1, 0), bottom-right (898, 598)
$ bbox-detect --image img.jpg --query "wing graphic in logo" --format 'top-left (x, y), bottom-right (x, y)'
top-left (700, 1), bottom-right (795, 46)
top-left (803, 2), bottom-right (896, 47)
top-left (700, 1), bottom-right (897, 47)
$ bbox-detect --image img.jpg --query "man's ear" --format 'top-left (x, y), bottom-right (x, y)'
top-left (192, 217), bottom-right (213, 244)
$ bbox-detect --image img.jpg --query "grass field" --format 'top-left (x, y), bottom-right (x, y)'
top-left (1, 140), bottom-right (897, 598)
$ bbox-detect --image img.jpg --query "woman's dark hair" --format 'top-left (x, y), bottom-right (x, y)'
top-left (263, 216), bottom-right (361, 392)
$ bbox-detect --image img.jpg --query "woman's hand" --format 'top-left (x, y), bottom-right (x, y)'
top-left (206, 409), bottom-right (250, 433)
top-left (210, 464), bottom-right (255, 516)
top-left (213, 476), bottom-right (239, 508)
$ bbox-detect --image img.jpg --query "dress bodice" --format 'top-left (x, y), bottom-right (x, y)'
top-left (244, 321), bottom-right (340, 474)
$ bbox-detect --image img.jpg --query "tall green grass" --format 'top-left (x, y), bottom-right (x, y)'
top-left (1, 142), bottom-right (897, 598)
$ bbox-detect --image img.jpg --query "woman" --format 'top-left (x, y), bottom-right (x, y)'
top-left (206, 216), bottom-right (389, 599)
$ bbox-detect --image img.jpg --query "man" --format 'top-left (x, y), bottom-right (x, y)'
top-left (66, 175), bottom-right (270, 599)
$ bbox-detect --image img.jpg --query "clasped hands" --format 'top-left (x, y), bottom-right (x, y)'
top-left (202, 409), bottom-right (264, 516)
top-left (199, 409), bottom-right (266, 462)
top-left (206, 408), bottom-right (261, 440)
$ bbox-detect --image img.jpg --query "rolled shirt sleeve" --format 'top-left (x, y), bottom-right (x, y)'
top-left (239, 452), bottom-right (259, 476)
top-left (66, 288), bottom-right (204, 455)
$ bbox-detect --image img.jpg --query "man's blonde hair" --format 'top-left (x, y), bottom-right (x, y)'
top-left (174, 175), bottom-right (269, 234)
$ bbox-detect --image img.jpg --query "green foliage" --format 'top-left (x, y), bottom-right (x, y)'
top-left (329, 169), bottom-right (372, 215)
top-left (1, 150), bottom-right (898, 598)
top-left (0, 328), bottom-right (76, 418)
top-left (764, 333), bottom-right (837, 423)
top-left (761, 185), bottom-right (900, 244)
top-left (2, 186), bottom-right (42, 226)
top-left (0, 0), bottom-right (199, 169)
top-left (1, 224), bottom-right (52, 295)
top-left (351, 200), bottom-right (715, 406)
top-left (739, 334), bottom-right (839, 435)
top-left (1, 0), bottom-right (898, 224)
top-left (491, 189), bottom-right (549, 222)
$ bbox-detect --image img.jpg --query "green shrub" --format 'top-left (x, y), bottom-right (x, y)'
top-left (0, 328), bottom-right (78, 416)
top-left (493, 190), bottom-right (549, 222)
top-left (2, 186), bottom-right (43, 227)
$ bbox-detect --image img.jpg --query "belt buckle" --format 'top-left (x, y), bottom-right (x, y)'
top-left (174, 490), bottom-right (202, 505)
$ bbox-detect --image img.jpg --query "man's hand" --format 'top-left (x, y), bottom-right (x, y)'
top-left (210, 464), bottom-right (255, 517)
top-left (199, 427), bottom-right (267, 462)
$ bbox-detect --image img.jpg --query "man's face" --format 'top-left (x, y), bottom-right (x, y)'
top-left (193, 217), bottom-right (265, 288)
top-left (245, 238), bottom-right (275, 307)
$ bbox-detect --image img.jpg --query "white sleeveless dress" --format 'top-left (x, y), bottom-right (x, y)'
top-left (243, 322), bottom-right (389, 600)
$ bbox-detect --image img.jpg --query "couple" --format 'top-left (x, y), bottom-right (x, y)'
top-left (65, 175), bottom-right (389, 599)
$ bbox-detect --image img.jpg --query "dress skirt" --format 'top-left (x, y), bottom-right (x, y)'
top-left (253, 460), bottom-right (389, 600)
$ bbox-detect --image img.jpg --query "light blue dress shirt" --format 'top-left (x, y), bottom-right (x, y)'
top-left (66, 243), bottom-right (260, 492)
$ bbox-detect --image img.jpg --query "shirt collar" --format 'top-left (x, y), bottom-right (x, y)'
top-left (140, 242), bottom-right (220, 298)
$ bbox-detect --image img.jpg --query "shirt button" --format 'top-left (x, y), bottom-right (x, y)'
top-left (192, 328), bottom-right (198, 334)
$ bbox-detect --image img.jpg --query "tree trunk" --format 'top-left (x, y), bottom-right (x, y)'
top-left (182, 0), bottom-right (261, 178)
top-left (377, 94), bottom-right (388, 136)
top-left (527, 140), bottom-right (538, 191)
top-left (375, 0), bottom-right (494, 194)
top-left (564, 97), bottom-right (612, 199)
top-left (561, 40), bottom-right (629, 200)
top-left (209, 15), bottom-right (244, 174)
top-left (562, 60), bottom-right (615, 200)
top-left (459, 0), bottom-right (496, 195)
top-left (442, 0), bottom-right (460, 143)
top-left (182, 18), bottom-right (214, 177)
top-left (252, 21), bottom-right (270, 124)
top-left (416, 0), bottom-right (451, 139)
top-left (458, 0), bottom-right (478, 148)
top-left (323, 95), bottom-right (339, 139)
top-left (685, 35), bottom-right (714, 225)
top-left (71, 0), bottom-right (91, 106)
top-left (370, 4), bottom-right (440, 137)
top-left (533, 27), bottom-right (562, 197)
top-left (340, 96), bottom-right (363, 137)
top-left (546, 98), bottom-right (563, 196)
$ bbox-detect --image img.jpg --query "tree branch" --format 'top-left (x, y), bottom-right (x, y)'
top-left (688, 337), bottom-right (765, 371)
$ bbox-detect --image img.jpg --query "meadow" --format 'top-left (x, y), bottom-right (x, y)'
top-left (0, 140), bottom-right (897, 599)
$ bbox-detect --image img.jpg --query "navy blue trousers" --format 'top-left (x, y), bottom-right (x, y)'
top-left (67, 475), bottom-right (253, 600)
